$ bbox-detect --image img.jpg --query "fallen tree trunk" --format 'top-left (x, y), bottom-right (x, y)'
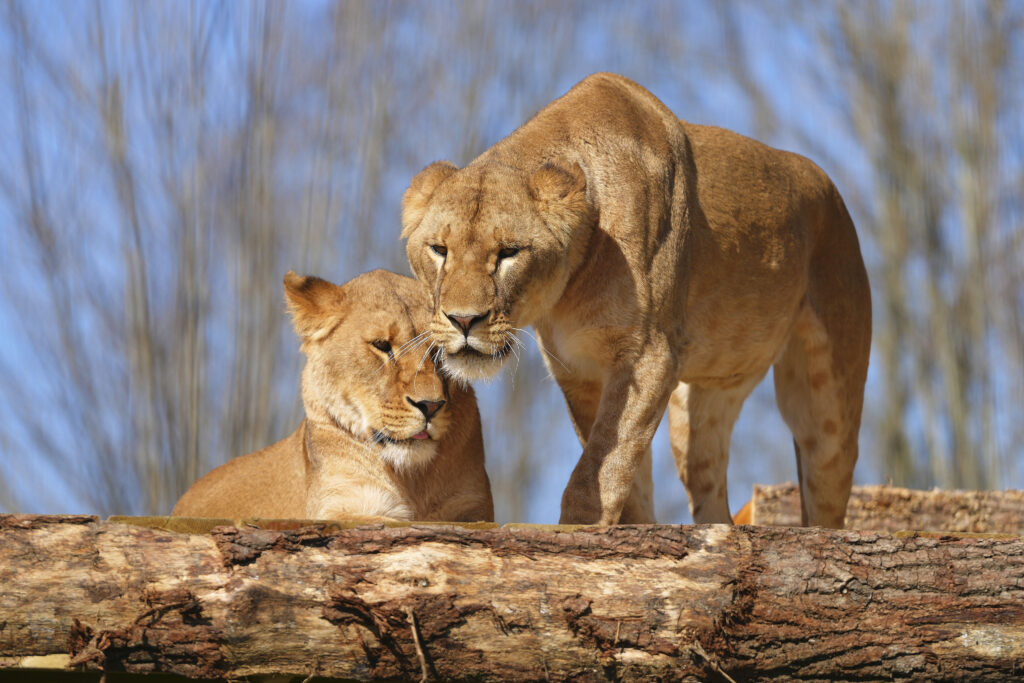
top-left (750, 483), bottom-right (1024, 533)
top-left (2, 515), bottom-right (1024, 681)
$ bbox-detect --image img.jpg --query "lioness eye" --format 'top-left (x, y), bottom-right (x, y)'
top-left (371, 339), bottom-right (392, 355)
top-left (430, 244), bottom-right (447, 257)
top-left (497, 246), bottom-right (519, 260)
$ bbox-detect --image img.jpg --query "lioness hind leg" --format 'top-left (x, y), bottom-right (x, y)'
top-left (669, 374), bottom-right (763, 524)
top-left (773, 299), bottom-right (868, 528)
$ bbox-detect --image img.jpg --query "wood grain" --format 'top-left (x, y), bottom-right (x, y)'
top-left (750, 483), bottom-right (1024, 533)
top-left (2, 515), bottom-right (1023, 680)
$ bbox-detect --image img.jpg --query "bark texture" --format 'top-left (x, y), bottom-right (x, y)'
top-left (2, 514), bottom-right (1024, 681)
top-left (751, 483), bottom-right (1024, 533)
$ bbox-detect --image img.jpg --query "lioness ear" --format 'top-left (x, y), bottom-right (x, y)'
top-left (402, 161), bottom-right (458, 238)
top-left (528, 162), bottom-right (590, 238)
top-left (283, 271), bottom-right (347, 343)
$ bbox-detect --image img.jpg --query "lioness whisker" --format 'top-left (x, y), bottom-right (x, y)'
top-left (416, 340), bottom-right (435, 371)
top-left (510, 343), bottom-right (524, 379)
top-left (378, 332), bottom-right (430, 372)
top-left (376, 331), bottom-right (433, 374)
top-left (411, 340), bottom-right (438, 395)
top-left (394, 331), bottom-right (432, 362)
top-left (396, 329), bottom-right (430, 353)
top-left (511, 326), bottom-right (570, 373)
top-left (507, 340), bottom-right (522, 365)
top-left (507, 330), bottom-right (527, 349)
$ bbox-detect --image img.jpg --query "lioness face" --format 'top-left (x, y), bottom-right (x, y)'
top-left (285, 270), bottom-right (452, 469)
top-left (402, 161), bottom-right (591, 383)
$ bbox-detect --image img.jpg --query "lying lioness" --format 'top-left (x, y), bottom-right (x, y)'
top-left (172, 270), bottom-right (494, 523)
top-left (401, 72), bottom-right (870, 527)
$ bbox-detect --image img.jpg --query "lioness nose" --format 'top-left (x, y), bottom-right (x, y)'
top-left (408, 398), bottom-right (445, 420)
top-left (445, 311), bottom-right (488, 336)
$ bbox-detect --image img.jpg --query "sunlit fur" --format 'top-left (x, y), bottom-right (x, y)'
top-left (172, 270), bottom-right (493, 523)
top-left (401, 73), bottom-right (871, 528)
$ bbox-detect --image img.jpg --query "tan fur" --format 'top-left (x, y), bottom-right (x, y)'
top-left (402, 73), bottom-right (870, 527)
top-left (172, 270), bottom-right (494, 523)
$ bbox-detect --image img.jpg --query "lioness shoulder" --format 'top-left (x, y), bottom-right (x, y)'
top-left (172, 270), bottom-right (493, 523)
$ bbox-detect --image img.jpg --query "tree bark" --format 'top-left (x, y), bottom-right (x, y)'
top-left (2, 514), bottom-right (1024, 681)
top-left (750, 483), bottom-right (1024, 534)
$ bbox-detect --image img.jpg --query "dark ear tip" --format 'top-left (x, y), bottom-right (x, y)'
top-left (426, 160), bottom-right (458, 173)
top-left (556, 161), bottom-right (586, 187)
top-left (283, 270), bottom-right (304, 291)
top-left (410, 160), bottom-right (458, 191)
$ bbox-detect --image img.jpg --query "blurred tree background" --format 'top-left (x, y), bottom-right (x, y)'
top-left (1, 1), bottom-right (1021, 522)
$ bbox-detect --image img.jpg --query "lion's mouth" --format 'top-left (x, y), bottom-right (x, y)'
top-left (375, 430), bottom-right (433, 445)
top-left (440, 339), bottom-right (514, 382)
top-left (450, 341), bottom-right (513, 361)
top-left (454, 347), bottom-right (488, 359)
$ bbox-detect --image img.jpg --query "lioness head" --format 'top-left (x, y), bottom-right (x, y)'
top-left (401, 160), bottom-right (593, 382)
top-left (284, 269), bottom-right (451, 469)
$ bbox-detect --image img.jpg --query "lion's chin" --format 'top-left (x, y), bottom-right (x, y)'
top-left (379, 439), bottom-right (439, 471)
top-left (442, 347), bottom-right (509, 384)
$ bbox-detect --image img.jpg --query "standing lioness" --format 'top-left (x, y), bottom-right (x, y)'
top-left (172, 270), bottom-right (493, 523)
top-left (402, 73), bottom-right (870, 527)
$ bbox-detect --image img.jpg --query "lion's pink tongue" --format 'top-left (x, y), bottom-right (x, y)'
top-left (412, 431), bottom-right (429, 440)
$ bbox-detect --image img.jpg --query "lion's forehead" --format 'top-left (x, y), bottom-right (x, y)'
top-left (430, 171), bottom-right (538, 236)
top-left (323, 305), bottom-right (422, 353)
top-left (343, 270), bottom-right (431, 314)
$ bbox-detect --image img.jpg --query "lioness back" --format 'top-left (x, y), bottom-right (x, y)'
top-left (171, 430), bottom-right (306, 518)
top-left (172, 270), bottom-right (493, 523)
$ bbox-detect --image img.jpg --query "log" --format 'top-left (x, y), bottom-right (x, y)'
top-left (749, 483), bottom-right (1024, 533)
top-left (3, 514), bottom-right (1024, 681)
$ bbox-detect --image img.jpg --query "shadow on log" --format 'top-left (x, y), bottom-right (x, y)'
top-left (2, 514), bottom-right (1024, 681)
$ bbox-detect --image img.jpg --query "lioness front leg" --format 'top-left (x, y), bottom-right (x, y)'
top-left (552, 372), bottom-right (655, 524)
top-left (559, 345), bottom-right (677, 525)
